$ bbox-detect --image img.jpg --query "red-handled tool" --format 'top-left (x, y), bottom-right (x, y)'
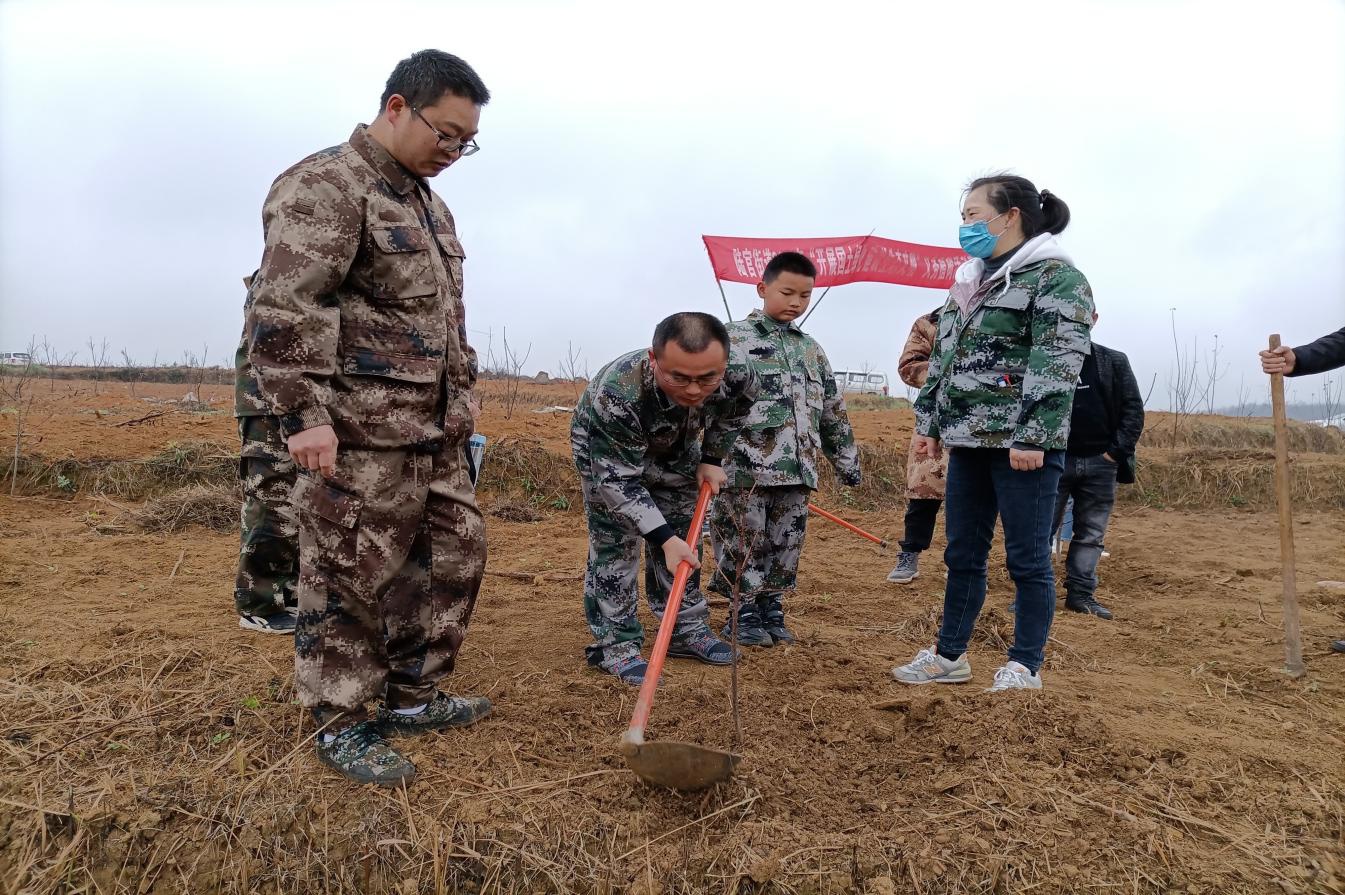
top-left (619, 481), bottom-right (739, 790)
top-left (807, 503), bottom-right (889, 549)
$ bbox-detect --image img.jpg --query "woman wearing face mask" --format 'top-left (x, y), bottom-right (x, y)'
top-left (892, 174), bottom-right (1094, 692)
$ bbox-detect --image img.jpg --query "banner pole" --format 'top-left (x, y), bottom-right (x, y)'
top-left (713, 277), bottom-right (733, 321)
top-left (799, 228), bottom-right (875, 327)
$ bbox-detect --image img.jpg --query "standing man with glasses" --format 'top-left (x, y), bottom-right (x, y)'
top-left (571, 313), bottom-right (758, 685)
top-left (245, 50), bottom-right (491, 786)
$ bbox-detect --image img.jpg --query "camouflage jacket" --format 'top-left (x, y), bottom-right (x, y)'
top-left (914, 258), bottom-right (1093, 450)
top-left (244, 125), bottom-right (477, 449)
top-left (722, 311), bottom-right (860, 489)
top-left (571, 348), bottom-right (758, 536)
top-left (897, 310), bottom-right (940, 390)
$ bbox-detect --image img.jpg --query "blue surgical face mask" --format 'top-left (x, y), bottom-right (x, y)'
top-left (958, 211), bottom-right (1006, 259)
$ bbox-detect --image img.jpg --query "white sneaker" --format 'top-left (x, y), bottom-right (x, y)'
top-left (891, 647), bottom-right (972, 685)
top-left (987, 661), bottom-right (1042, 692)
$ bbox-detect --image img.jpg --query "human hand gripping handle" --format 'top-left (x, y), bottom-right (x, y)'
top-left (287, 424), bottom-right (339, 477)
top-left (622, 481), bottom-right (713, 750)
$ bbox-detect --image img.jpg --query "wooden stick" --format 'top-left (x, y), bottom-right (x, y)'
top-left (1268, 334), bottom-right (1305, 678)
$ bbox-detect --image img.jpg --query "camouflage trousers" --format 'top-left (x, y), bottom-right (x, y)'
top-left (293, 444), bottom-right (486, 723)
top-left (234, 416), bottom-right (298, 616)
top-left (906, 427), bottom-right (948, 500)
top-left (577, 472), bottom-right (710, 666)
top-left (709, 485), bottom-right (810, 604)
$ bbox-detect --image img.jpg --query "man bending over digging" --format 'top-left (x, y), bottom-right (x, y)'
top-left (571, 312), bottom-right (758, 685)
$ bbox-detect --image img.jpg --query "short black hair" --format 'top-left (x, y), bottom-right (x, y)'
top-left (380, 50), bottom-right (490, 115)
top-left (762, 251), bottom-right (817, 284)
top-left (652, 312), bottom-right (730, 357)
top-left (965, 173), bottom-right (1070, 238)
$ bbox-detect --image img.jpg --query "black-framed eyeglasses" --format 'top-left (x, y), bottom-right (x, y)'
top-left (656, 361), bottom-right (725, 389)
top-left (411, 106), bottom-right (480, 157)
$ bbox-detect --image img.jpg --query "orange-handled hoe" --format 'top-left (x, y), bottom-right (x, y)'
top-left (619, 481), bottom-right (740, 791)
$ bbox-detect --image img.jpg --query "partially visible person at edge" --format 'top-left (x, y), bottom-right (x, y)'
top-left (234, 273), bottom-right (301, 635)
top-left (892, 174), bottom-right (1094, 692)
top-left (247, 50), bottom-right (493, 787)
top-left (1050, 312), bottom-right (1145, 621)
top-left (1260, 325), bottom-right (1345, 655)
top-left (886, 306), bottom-right (948, 585)
top-left (711, 251), bottom-right (861, 648)
top-left (571, 313), bottom-right (758, 686)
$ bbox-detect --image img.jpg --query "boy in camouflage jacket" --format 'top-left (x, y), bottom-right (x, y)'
top-left (712, 252), bottom-right (861, 646)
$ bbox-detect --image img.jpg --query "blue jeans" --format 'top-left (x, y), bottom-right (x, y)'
top-left (937, 447), bottom-right (1065, 675)
top-left (1052, 454), bottom-right (1118, 602)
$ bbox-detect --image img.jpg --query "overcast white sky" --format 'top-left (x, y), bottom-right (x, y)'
top-left (2, 0), bottom-right (1342, 408)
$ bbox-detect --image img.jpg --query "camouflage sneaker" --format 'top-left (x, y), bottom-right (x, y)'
top-left (315, 721), bottom-right (415, 787)
top-left (603, 651), bottom-right (650, 686)
top-left (721, 601), bottom-right (774, 647)
top-left (668, 627), bottom-right (737, 666)
top-left (759, 595), bottom-right (796, 646)
top-left (375, 693), bottom-right (493, 737)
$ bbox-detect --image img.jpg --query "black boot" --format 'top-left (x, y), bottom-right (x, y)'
top-left (721, 599), bottom-right (774, 647)
top-left (759, 594), bottom-right (796, 645)
top-left (1065, 595), bottom-right (1113, 620)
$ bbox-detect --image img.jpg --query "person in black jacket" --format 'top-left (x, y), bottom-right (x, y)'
top-left (1052, 316), bottom-right (1145, 619)
top-left (1261, 325), bottom-right (1345, 653)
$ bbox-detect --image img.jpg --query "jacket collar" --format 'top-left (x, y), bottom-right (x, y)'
top-left (350, 125), bottom-right (422, 197)
top-left (748, 309), bottom-right (800, 336)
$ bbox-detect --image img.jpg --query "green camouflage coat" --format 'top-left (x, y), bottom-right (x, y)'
top-left (571, 348), bottom-right (758, 537)
top-left (722, 311), bottom-right (860, 489)
top-left (915, 258), bottom-right (1094, 450)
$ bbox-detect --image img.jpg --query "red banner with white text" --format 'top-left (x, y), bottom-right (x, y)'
top-left (702, 234), bottom-right (966, 290)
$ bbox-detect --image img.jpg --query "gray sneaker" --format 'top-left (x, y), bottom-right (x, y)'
top-left (987, 661), bottom-right (1042, 692)
top-left (891, 647), bottom-right (972, 685)
top-left (886, 552), bottom-right (920, 584)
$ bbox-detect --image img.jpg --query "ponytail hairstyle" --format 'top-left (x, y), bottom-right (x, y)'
top-left (965, 174), bottom-right (1070, 238)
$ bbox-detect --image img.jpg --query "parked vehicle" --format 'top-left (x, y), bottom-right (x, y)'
top-left (833, 369), bottom-right (889, 395)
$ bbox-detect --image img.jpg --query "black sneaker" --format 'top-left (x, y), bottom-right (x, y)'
top-left (668, 627), bottom-right (738, 665)
top-left (316, 721), bottom-right (416, 786)
top-left (1065, 597), bottom-right (1113, 620)
top-left (375, 693), bottom-right (492, 737)
top-left (721, 601), bottom-right (774, 647)
top-left (238, 609), bottom-right (298, 635)
top-left (759, 596), bottom-right (796, 646)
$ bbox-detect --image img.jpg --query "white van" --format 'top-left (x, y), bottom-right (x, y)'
top-left (833, 370), bottom-right (889, 396)
top-left (0, 352), bottom-right (33, 365)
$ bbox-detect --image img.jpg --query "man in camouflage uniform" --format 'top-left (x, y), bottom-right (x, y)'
top-left (886, 307), bottom-right (948, 585)
top-left (711, 252), bottom-right (860, 647)
top-left (233, 277), bottom-right (300, 634)
top-left (246, 51), bottom-right (492, 786)
top-left (572, 312), bottom-right (758, 686)
top-left (893, 175), bottom-right (1093, 693)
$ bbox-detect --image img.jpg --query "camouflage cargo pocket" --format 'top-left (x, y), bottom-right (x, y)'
top-left (368, 225), bottom-right (437, 302)
top-left (341, 323), bottom-right (443, 383)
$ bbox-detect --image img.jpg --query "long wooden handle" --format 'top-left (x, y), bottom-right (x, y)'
top-left (808, 503), bottom-right (889, 548)
top-left (1269, 334), bottom-right (1305, 678)
top-left (625, 481), bottom-right (714, 744)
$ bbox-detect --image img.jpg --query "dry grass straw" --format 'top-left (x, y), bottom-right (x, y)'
top-left (0, 439), bottom-right (235, 500)
top-left (2, 631), bottom-right (1338, 894)
top-left (476, 436), bottom-right (581, 512)
top-left (1141, 412), bottom-right (1345, 453)
top-left (130, 482), bottom-right (242, 533)
top-left (1123, 451), bottom-right (1345, 511)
